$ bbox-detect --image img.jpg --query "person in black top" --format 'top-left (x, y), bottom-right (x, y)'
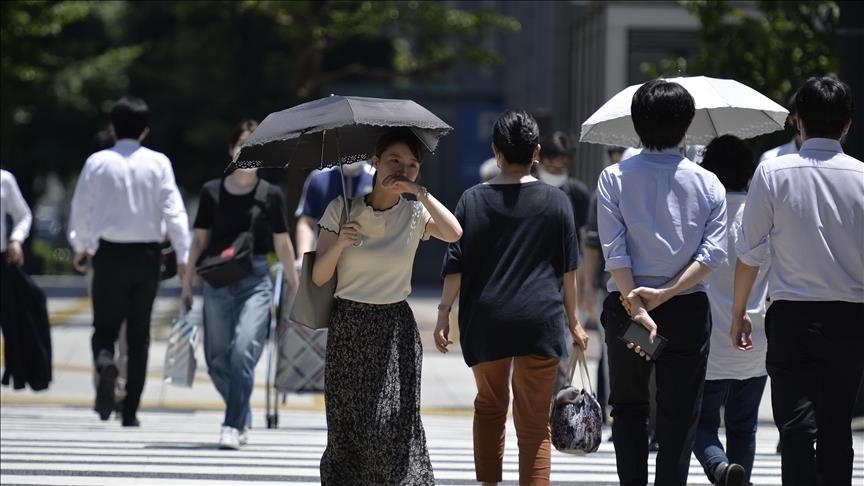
top-left (536, 131), bottom-right (591, 241)
top-left (181, 120), bottom-right (299, 450)
top-left (435, 110), bottom-right (589, 486)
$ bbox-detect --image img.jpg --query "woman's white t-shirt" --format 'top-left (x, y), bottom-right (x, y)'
top-left (318, 196), bottom-right (431, 305)
top-left (706, 193), bottom-right (769, 380)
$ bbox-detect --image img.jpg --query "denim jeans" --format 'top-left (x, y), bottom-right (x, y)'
top-left (693, 375), bottom-right (767, 485)
top-left (203, 257), bottom-right (272, 430)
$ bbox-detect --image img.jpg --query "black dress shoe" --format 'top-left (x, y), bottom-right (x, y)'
top-left (122, 416), bottom-right (140, 427)
top-left (94, 362), bottom-right (118, 421)
top-left (714, 462), bottom-right (745, 486)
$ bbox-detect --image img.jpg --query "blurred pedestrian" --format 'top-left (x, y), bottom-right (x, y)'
top-left (759, 94), bottom-right (802, 163)
top-left (434, 111), bottom-right (589, 486)
top-left (536, 131), bottom-right (591, 246)
top-left (694, 135), bottom-right (768, 486)
top-left (293, 161), bottom-right (374, 269)
top-left (598, 80), bottom-right (727, 486)
top-left (0, 168), bottom-right (51, 392)
top-left (1, 169), bottom-right (31, 269)
top-left (68, 96), bottom-right (191, 426)
top-left (732, 76), bottom-right (863, 486)
top-left (314, 128), bottom-right (461, 485)
top-left (181, 120), bottom-right (299, 450)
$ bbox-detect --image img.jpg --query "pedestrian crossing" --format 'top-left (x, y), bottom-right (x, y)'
top-left (1, 405), bottom-right (862, 485)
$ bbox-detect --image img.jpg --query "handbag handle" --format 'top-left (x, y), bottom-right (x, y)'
top-left (565, 346), bottom-right (594, 395)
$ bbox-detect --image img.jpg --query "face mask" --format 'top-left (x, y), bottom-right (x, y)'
top-left (538, 170), bottom-right (568, 187)
top-left (341, 161), bottom-right (365, 177)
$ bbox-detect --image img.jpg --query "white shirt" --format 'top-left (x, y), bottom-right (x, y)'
top-left (759, 138), bottom-right (798, 163)
top-left (737, 138), bottom-right (864, 303)
top-left (0, 169), bottom-right (32, 252)
top-left (706, 193), bottom-right (768, 380)
top-left (68, 139), bottom-right (190, 263)
top-left (319, 196), bottom-right (430, 304)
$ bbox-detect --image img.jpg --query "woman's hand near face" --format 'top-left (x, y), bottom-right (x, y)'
top-left (380, 173), bottom-right (420, 195)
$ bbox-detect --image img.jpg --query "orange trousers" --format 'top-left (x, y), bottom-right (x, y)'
top-left (471, 355), bottom-right (559, 485)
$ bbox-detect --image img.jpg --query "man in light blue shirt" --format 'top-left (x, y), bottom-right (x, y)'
top-left (596, 79), bottom-right (727, 486)
top-left (732, 76), bottom-right (864, 486)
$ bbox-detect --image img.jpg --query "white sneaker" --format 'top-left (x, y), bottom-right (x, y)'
top-left (218, 426), bottom-right (240, 450)
top-left (238, 428), bottom-right (249, 446)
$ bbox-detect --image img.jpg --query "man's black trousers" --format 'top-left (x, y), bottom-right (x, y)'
top-left (602, 291), bottom-right (711, 486)
top-left (90, 240), bottom-right (161, 418)
top-left (766, 300), bottom-right (864, 486)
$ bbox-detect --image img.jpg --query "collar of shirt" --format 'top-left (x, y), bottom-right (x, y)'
top-left (114, 138), bottom-right (142, 150)
top-left (799, 137), bottom-right (843, 155)
top-left (643, 147), bottom-right (685, 156)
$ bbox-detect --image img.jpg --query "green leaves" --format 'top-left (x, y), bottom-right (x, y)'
top-left (644, 0), bottom-right (838, 105)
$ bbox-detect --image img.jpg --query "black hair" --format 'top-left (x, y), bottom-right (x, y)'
top-left (374, 128), bottom-right (424, 162)
top-left (110, 96), bottom-right (150, 140)
top-left (541, 131), bottom-right (572, 160)
top-left (631, 79), bottom-right (695, 150)
top-left (785, 91), bottom-right (798, 116)
top-left (795, 76), bottom-right (854, 139)
top-left (492, 110), bottom-right (539, 165)
top-left (701, 135), bottom-right (755, 192)
top-left (231, 119), bottom-right (258, 148)
top-left (92, 129), bottom-right (115, 151)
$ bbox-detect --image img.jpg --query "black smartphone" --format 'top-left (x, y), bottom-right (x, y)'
top-left (617, 319), bottom-right (668, 360)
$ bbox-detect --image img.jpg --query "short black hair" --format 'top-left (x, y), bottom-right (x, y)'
top-left (492, 110), bottom-right (539, 165)
top-left (785, 91), bottom-right (798, 116)
top-left (631, 80), bottom-right (695, 150)
top-left (374, 128), bottom-right (424, 162)
top-left (110, 96), bottom-right (150, 140)
top-left (92, 129), bottom-right (115, 151)
top-left (795, 76), bottom-right (854, 139)
top-left (541, 131), bottom-right (572, 160)
top-left (701, 135), bottom-right (755, 192)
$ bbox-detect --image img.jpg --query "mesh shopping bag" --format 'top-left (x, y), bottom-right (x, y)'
top-left (163, 309), bottom-right (198, 388)
top-left (550, 347), bottom-right (603, 454)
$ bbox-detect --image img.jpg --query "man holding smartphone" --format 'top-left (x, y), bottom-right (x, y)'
top-left (596, 80), bottom-right (727, 486)
top-left (732, 76), bottom-right (863, 486)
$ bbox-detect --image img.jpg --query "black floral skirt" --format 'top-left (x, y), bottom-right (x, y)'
top-left (320, 299), bottom-right (434, 485)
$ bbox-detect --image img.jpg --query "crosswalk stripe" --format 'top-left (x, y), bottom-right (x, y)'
top-left (2, 405), bottom-right (862, 485)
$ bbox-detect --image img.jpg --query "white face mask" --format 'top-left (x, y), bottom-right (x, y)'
top-left (341, 161), bottom-right (365, 177)
top-left (538, 170), bottom-right (568, 187)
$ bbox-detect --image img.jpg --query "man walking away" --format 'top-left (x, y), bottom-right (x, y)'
top-left (68, 96), bottom-right (190, 426)
top-left (732, 76), bottom-right (864, 486)
top-left (597, 80), bottom-right (727, 486)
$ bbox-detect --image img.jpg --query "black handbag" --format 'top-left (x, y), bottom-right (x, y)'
top-left (196, 180), bottom-right (269, 288)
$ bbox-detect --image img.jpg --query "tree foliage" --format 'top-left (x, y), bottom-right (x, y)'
top-left (643, 0), bottom-right (839, 104)
top-left (1, 0), bottom-right (518, 191)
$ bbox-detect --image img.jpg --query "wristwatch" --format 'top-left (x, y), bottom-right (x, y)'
top-left (437, 303), bottom-right (452, 312)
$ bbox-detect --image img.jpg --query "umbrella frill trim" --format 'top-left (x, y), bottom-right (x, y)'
top-left (232, 152), bottom-right (372, 170)
top-left (242, 120), bottom-right (451, 149)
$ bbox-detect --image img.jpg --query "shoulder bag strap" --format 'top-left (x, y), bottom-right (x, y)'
top-left (565, 347), bottom-right (595, 395)
top-left (248, 179), bottom-right (270, 232)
